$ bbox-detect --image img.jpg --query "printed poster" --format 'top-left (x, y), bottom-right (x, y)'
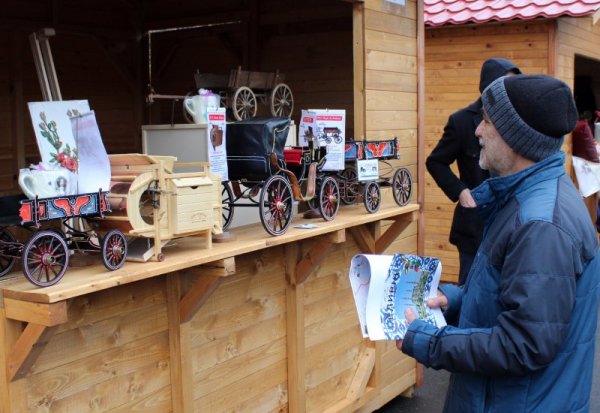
top-left (298, 110), bottom-right (317, 147)
top-left (309, 109), bottom-right (346, 171)
top-left (207, 107), bottom-right (228, 181)
top-left (349, 253), bottom-right (446, 340)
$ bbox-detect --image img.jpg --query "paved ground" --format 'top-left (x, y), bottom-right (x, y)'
top-left (376, 306), bottom-right (600, 413)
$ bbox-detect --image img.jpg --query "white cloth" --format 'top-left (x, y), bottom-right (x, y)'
top-left (572, 156), bottom-right (600, 197)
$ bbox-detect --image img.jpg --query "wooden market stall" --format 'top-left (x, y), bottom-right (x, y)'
top-left (423, 0), bottom-right (600, 283)
top-left (0, 1), bottom-right (425, 412)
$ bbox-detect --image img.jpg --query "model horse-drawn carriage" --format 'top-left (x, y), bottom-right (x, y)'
top-left (0, 191), bottom-right (127, 287)
top-left (194, 66), bottom-right (294, 121)
top-left (220, 117), bottom-right (413, 236)
top-left (221, 117), bottom-right (338, 236)
top-left (339, 138), bottom-right (413, 212)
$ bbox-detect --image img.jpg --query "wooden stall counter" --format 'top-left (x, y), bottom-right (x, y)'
top-left (1, 203), bottom-right (420, 413)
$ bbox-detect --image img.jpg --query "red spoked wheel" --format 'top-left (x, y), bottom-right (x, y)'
top-left (101, 229), bottom-right (127, 271)
top-left (259, 175), bottom-right (294, 236)
top-left (392, 167), bottom-right (413, 207)
top-left (0, 228), bottom-right (17, 277)
top-left (22, 230), bottom-right (69, 287)
top-left (318, 176), bottom-right (340, 221)
top-left (221, 182), bottom-right (234, 231)
top-left (363, 181), bottom-right (381, 213)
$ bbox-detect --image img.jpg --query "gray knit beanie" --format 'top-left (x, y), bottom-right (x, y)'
top-left (481, 74), bottom-right (578, 161)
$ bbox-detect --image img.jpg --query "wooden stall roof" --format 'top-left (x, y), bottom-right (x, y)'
top-left (424, 0), bottom-right (600, 27)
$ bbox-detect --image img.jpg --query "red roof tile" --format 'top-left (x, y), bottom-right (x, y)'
top-left (425, 0), bottom-right (600, 27)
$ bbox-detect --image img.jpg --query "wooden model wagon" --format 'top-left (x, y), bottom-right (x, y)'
top-left (339, 138), bottom-right (413, 212)
top-left (99, 154), bottom-right (223, 262)
top-left (0, 190), bottom-right (127, 287)
top-left (194, 66), bottom-right (294, 121)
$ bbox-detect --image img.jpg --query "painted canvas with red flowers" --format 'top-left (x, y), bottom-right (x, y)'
top-left (28, 100), bottom-right (91, 172)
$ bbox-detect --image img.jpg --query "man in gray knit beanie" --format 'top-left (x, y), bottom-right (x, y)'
top-left (398, 74), bottom-right (600, 412)
top-left (478, 74), bottom-right (577, 174)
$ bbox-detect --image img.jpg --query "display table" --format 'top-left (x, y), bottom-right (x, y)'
top-left (0, 203), bottom-right (419, 413)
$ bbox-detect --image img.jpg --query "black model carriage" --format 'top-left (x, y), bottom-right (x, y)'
top-left (221, 117), bottom-right (340, 236)
top-left (0, 191), bottom-right (127, 287)
top-left (338, 138), bottom-right (413, 213)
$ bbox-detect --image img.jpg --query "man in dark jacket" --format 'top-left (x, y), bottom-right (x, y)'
top-left (400, 74), bottom-right (600, 412)
top-left (426, 58), bottom-right (520, 285)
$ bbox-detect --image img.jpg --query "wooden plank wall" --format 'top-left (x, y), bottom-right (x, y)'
top-left (424, 20), bottom-right (551, 283)
top-left (2, 235), bottom-right (414, 412)
top-left (7, 277), bottom-right (172, 412)
top-left (354, 2), bottom-right (420, 411)
top-left (362, 0), bottom-right (419, 184)
top-left (557, 15), bottom-right (600, 223)
top-left (361, 0), bottom-right (419, 253)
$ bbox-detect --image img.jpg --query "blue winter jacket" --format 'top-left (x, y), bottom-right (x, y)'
top-left (403, 152), bottom-right (600, 412)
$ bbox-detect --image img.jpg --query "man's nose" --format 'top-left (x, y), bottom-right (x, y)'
top-left (475, 120), bottom-right (484, 138)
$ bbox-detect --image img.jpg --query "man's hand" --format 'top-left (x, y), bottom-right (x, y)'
top-left (458, 188), bottom-right (477, 208)
top-left (395, 307), bottom-right (417, 350)
top-left (428, 290), bottom-right (448, 312)
top-left (395, 289), bottom-right (448, 351)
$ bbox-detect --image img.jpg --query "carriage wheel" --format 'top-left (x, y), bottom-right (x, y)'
top-left (232, 86), bottom-right (257, 121)
top-left (318, 176), bottom-right (340, 221)
top-left (392, 168), bottom-right (413, 207)
top-left (221, 182), bottom-right (234, 231)
top-left (364, 182), bottom-right (381, 213)
top-left (0, 228), bottom-right (17, 277)
top-left (22, 230), bottom-right (69, 287)
top-left (340, 167), bottom-right (358, 205)
top-left (259, 175), bottom-right (294, 236)
top-left (101, 229), bottom-right (127, 271)
top-left (270, 83), bottom-right (294, 118)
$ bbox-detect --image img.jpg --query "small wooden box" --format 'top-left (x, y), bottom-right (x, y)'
top-left (168, 175), bottom-right (216, 235)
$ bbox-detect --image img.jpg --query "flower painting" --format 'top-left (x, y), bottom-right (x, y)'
top-left (38, 110), bottom-right (79, 172)
top-left (28, 100), bottom-right (91, 170)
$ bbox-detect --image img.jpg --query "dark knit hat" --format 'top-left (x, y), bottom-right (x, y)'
top-left (481, 74), bottom-right (578, 161)
top-left (479, 58), bottom-right (521, 93)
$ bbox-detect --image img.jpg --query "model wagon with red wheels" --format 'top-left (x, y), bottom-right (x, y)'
top-left (0, 190), bottom-right (127, 287)
top-left (221, 117), bottom-right (340, 236)
top-left (339, 138), bottom-right (413, 213)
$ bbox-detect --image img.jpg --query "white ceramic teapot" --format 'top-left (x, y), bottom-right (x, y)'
top-left (18, 167), bottom-right (76, 199)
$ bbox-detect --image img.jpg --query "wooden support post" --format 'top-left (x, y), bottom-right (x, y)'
top-left (166, 273), bottom-right (193, 413)
top-left (285, 243), bottom-right (306, 413)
